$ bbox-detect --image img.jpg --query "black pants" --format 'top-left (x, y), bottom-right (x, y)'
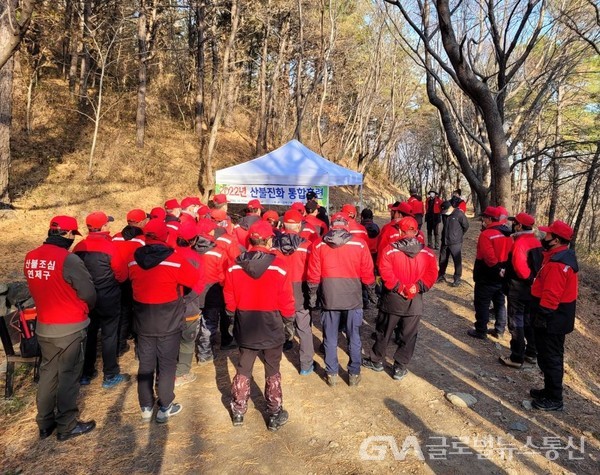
top-left (507, 293), bottom-right (537, 363)
top-left (426, 216), bottom-right (441, 248)
top-left (371, 312), bottom-right (421, 370)
top-left (534, 328), bottom-right (565, 401)
top-left (473, 282), bottom-right (506, 334)
top-left (438, 244), bottom-right (463, 280)
top-left (415, 214), bottom-right (424, 230)
top-left (137, 332), bottom-right (181, 409)
top-left (118, 282), bottom-right (134, 353)
top-left (83, 307), bottom-right (120, 380)
top-left (37, 330), bottom-right (86, 435)
top-left (236, 346), bottom-right (283, 378)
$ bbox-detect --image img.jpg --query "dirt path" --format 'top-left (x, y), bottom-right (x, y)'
top-left (1, 223), bottom-right (599, 474)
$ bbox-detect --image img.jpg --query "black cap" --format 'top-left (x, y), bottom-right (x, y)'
top-left (441, 200), bottom-right (452, 211)
top-left (306, 191), bottom-right (317, 200)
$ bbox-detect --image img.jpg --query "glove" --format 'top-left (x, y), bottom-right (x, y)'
top-left (366, 284), bottom-right (377, 304)
top-left (308, 290), bottom-right (318, 309)
top-left (417, 280), bottom-right (429, 294)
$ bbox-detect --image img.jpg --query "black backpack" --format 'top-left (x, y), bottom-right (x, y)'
top-left (16, 305), bottom-right (41, 358)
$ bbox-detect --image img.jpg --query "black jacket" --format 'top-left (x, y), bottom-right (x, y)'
top-left (441, 209), bottom-right (469, 246)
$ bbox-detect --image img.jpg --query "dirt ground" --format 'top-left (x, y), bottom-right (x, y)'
top-left (1, 215), bottom-right (599, 475)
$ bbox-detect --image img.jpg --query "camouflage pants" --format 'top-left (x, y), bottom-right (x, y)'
top-left (230, 346), bottom-right (283, 416)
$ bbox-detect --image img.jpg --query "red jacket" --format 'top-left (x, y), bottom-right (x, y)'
top-left (378, 238), bottom-right (438, 316)
top-left (233, 214), bottom-right (261, 250)
top-left (128, 241), bottom-right (200, 336)
top-left (272, 232), bottom-right (312, 311)
top-left (304, 214), bottom-right (328, 237)
top-left (195, 235), bottom-right (227, 309)
top-left (531, 245), bottom-right (578, 334)
top-left (307, 230), bottom-right (374, 310)
top-left (408, 196), bottom-right (425, 215)
top-left (25, 243), bottom-right (96, 329)
top-left (215, 230), bottom-right (244, 265)
top-left (473, 223), bottom-right (512, 283)
top-left (224, 246), bottom-right (295, 349)
top-left (458, 201), bottom-right (467, 213)
top-left (112, 230), bottom-right (145, 263)
top-left (507, 231), bottom-right (542, 282)
top-left (377, 222), bottom-right (425, 265)
top-left (348, 219), bottom-right (368, 242)
top-left (175, 245), bottom-right (207, 316)
top-left (299, 221), bottom-right (319, 244)
top-left (426, 197), bottom-right (443, 215)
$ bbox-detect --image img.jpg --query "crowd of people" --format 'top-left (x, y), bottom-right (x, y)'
top-left (23, 187), bottom-right (579, 440)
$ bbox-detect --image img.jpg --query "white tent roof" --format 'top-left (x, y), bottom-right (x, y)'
top-left (215, 139), bottom-right (363, 186)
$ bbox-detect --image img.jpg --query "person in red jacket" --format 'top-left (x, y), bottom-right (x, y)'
top-left (498, 213), bottom-right (542, 369)
top-left (307, 212), bottom-right (376, 387)
top-left (25, 215), bottom-right (97, 441)
top-left (468, 206), bottom-right (513, 340)
top-left (174, 221), bottom-right (206, 386)
top-left (341, 204), bottom-right (368, 242)
top-left (529, 220), bottom-right (578, 411)
top-left (224, 220), bottom-right (295, 431)
top-left (451, 189), bottom-right (467, 213)
top-left (304, 200), bottom-right (328, 237)
top-left (407, 188), bottom-right (425, 230)
top-left (74, 211), bottom-right (129, 389)
top-left (233, 198), bottom-right (264, 249)
top-left (363, 217), bottom-right (438, 380)
top-left (377, 202), bottom-right (414, 259)
top-left (272, 210), bottom-right (315, 373)
top-left (112, 208), bottom-right (148, 356)
top-left (128, 218), bottom-right (201, 423)
top-left (425, 190), bottom-right (443, 249)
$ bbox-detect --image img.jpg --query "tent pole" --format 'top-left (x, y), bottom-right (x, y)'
top-left (359, 184), bottom-right (363, 211)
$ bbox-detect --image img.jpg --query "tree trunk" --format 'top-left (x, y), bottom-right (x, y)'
top-left (255, 4), bottom-right (270, 156)
top-left (293, 0), bottom-right (305, 141)
top-left (0, 55), bottom-right (13, 204)
top-left (78, 0), bottom-right (91, 113)
top-left (0, 0), bottom-right (36, 70)
top-left (548, 85), bottom-right (563, 223)
top-left (136, 3), bottom-right (148, 148)
top-left (571, 142), bottom-right (600, 249)
top-left (195, 0), bottom-right (206, 140)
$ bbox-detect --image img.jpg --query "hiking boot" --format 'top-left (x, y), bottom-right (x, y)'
top-left (267, 409), bottom-right (289, 432)
top-left (487, 329), bottom-right (504, 339)
top-left (532, 398), bottom-right (564, 412)
top-left (529, 388), bottom-right (546, 399)
top-left (174, 373), bottom-right (197, 387)
top-left (141, 407), bottom-right (153, 422)
top-left (79, 370), bottom-right (98, 386)
top-left (156, 403), bottom-right (183, 423)
top-left (436, 275), bottom-right (447, 284)
top-left (232, 413), bottom-right (244, 427)
top-left (362, 358), bottom-right (384, 372)
top-left (348, 373), bottom-right (361, 387)
top-left (300, 363), bottom-right (314, 376)
top-left (450, 279), bottom-right (462, 287)
top-left (467, 329), bottom-right (487, 340)
top-left (393, 367), bottom-right (408, 381)
top-left (57, 420), bottom-right (96, 442)
top-left (326, 374), bottom-right (338, 387)
top-left (498, 356), bottom-right (522, 369)
top-left (39, 422), bottom-right (57, 440)
top-left (197, 355), bottom-right (214, 365)
top-left (283, 340), bottom-right (293, 351)
top-left (524, 355), bottom-right (537, 364)
top-left (102, 373), bottom-right (130, 389)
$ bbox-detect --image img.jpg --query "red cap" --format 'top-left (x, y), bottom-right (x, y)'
top-left (127, 209), bottom-right (149, 223)
top-left (178, 221), bottom-right (198, 241)
top-left (330, 212), bottom-right (350, 230)
top-left (210, 208), bottom-right (228, 222)
top-left (539, 220), bottom-right (573, 241)
top-left (398, 217), bottom-right (418, 232)
top-left (197, 218), bottom-right (218, 236)
top-left (49, 215), bottom-right (81, 235)
top-left (212, 193), bottom-right (227, 205)
top-left (480, 206), bottom-right (500, 219)
top-left (392, 202), bottom-right (414, 216)
top-left (497, 206), bottom-right (509, 219)
top-left (248, 220), bottom-right (274, 240)
top-left (262, 210), bottom-right (279, 223)
top-left (86, 211), bottom-right (114, 229)
top-left (143, 218), bottom-right (168, 242)
top-left (181, 196), bottom-right (201, 208)
top-left (149, 207), bottom-right (166, 221)
top-left (283, 210), bottom-right (303, 224)
top-left (164, 199), bottom-right (180, 210)
top-left (509, 212), bottom-right (535, 227)
top-left (387, 201), bottom-right (401, 210)
top-left (341, 204), bottom-right (357, 217)
top-left (197, 205), bottom-right (210, 218)
top-left (290, 202), bottom-right (305, 213)
top-left (247, 199), bottom-right (264, 210)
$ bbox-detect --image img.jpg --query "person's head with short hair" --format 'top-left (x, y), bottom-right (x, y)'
top-left (306, 190), bottom-right (317, 202)
top-left (127, 209), bottom-right (149, 229)
top-left (449, 196), bottom-right (461, 208)
top-left (247, 199), bottom-right (264, 216)
top-left (164, 199), bottom-right (181, 217)
top-left (305, 200), bottom-right (319, 216)
top-left (360, 208), bottom-right (373, 221)
top-left (388, 201), bottom-right (401, 219)
top-left (248, 220), bottom-right (274, 247)
top-left (283, 210), bottom-right (302, 233)
top-left (409, 187), bottom-right (418, 196)
top-left (452, 189), bottom-right (462, 197)
top-left (86, 211), bottom-right (114, 233)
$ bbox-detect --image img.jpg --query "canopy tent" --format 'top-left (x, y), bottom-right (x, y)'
top-left (215, 139), bottom-right (363, 186)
